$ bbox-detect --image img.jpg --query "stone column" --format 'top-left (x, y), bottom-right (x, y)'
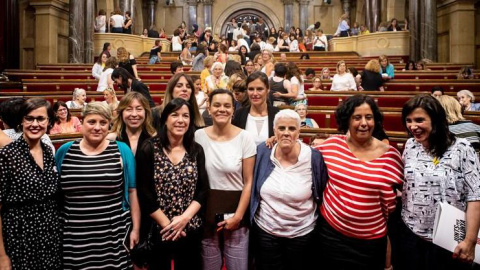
top-left (68, 0), bottom-right (85, 63)
top-left (283, 0), bottom-right (294, 30)
top-left (341, 0), bottom-right (351, 18)
top-left (147, 0), bottom-right (157, 29)
top-left (409, 0), bottom-right (420, 61)
top-left (85, 0), bottom-right (94, 63)
top-left (203, 0), bottom-right (213, 28)
top-left (186, 0), bottom-right (198, 34)
top-left (298, 0), bottom-right (310, 32)
top-left (119, 0), bottom-right (135, 28)
top-left (420, 0), bottom-right (437, 61)
top-left (365, 0), bottom-right (381, 32)
top-left (0, 0), bottom-right (20, 70)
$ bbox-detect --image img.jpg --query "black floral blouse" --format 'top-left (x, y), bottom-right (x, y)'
top-left (136, 137), bottom-right (208, 232)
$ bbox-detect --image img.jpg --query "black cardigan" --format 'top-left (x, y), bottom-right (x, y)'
top-left (232, 104), bottom-right (280, 138)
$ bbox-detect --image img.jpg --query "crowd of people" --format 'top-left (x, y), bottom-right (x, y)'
top-left (1, 66), bottom-right (480, 269)
top-left (1, 11), bottom-right (480, 270)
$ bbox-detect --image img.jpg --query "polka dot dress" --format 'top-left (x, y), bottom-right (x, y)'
top-left (0, 137), bottom-right (61, 269)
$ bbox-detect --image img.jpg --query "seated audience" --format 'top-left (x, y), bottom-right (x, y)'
top-left (379, 55), bottom-right (395, 80)
top-left (361, 59), bottom-right (384, 91)
top-left (295, 104), bottom-right (319, 128)
top-left (170, 61), bottom-right (184, 74)
top-left (402, 60), bottom-right (417, 71)
top-left (457, 89), bottom-right (480, 111)
top-left (457, 66), bottom-right (474, 79)
top-left (102, 87), bottom-right (119, 114)
top-left (97, 56), bottom-right (118, 92)
top-left (331, 60), bottom-right (357, 91)
top-left (66, 88), bottom-right (87, 109)
top-left (438, 95), bottom-right (480, 154)
top-left (387, 18), bottom-right (402, 31)
top-left (309, 76), bottom-right (323, 91)
top-left (416, 60), bottom-right (430, 71)
top-left (320, 67), bottom-right (332, 80)
top-left (305, 68), bottom-right (316, 80)
top-left (359, 25), bottom-right (370, 35)
top-left (205, 62), bottom-right (230, 94)
top-left (92, 52), bottom-right (108, 80)
top-left (430, 86), bottom-right (444, 98)
top-left (180, 40), bottom-right (194, 65)
top-left (49, 101), bottom-right (82, 134)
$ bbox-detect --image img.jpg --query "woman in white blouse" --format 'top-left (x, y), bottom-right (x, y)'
top-left (330, 60), bottom-right (357, 91)
top-left (94, 10), bottom-right (106, 33)
top-left (92, 52), bottom-right (108, 80)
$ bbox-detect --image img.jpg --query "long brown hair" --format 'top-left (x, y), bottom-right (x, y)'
top-left (110, 92), bottom-right (156, 139)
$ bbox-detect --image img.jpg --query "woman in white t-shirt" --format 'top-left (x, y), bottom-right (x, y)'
top-left (192, 75), bottom-right (207, 115)
top-left (195, 89), bottom-right (256, 270)
top-left (286, 62), bottom-right (306, 105)
top-left (97, 56), bottom-right (118, 92)
top-left (172, 28), bottom-right (183, 52)
top-left (330, 60), bottom-right (357, 91)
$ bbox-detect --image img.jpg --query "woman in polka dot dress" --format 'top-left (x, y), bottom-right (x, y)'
top-left (0, 98), bottom-right (62, 269)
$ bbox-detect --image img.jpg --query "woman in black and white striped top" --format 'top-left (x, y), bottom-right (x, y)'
top-left (56, 102), bottom-right (140, 269)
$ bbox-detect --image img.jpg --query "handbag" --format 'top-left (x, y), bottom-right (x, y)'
top-left (130, 223), bottom-right (156, 267)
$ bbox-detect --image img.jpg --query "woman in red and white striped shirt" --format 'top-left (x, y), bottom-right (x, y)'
top-left (315, 94), bottom-right (404, 269)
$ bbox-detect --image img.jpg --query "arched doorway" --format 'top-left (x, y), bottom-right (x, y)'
top-left (219, 9), bottom-right (275, 38)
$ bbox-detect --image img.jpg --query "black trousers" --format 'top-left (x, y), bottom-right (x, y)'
top-left (316, 216), bottom-right (387, 270)
top-left (252, 222), bottom-right (315, 270)
top-left (394, 221), bottom-right (475, 270)
top-left (148, 228), bottom-right (203, 270)
top-left (313, 47), bottom-right (325, 51)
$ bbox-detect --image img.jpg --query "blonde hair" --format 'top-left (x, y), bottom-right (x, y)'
top-left (110, 92), bottom-right (156, 139)
top-left (103, 88), bottom-right (119, 112)
top-left (457, 89), bottom-right (475, 102)
top-left (437, 95), bottom-right (465, 124)
top-left (116, 47), bottom-right (129, 63)
top-left (336, 60), bottom-right (348, 73)
top-left (364, 59), bottom-right (381, 73)
top-left (82, 102), bottom-right (112, 121)
top-left (203, 55), bottom-right (214, 68)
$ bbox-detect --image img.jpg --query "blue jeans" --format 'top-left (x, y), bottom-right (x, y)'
top-left (202, 226), bottom-right (249, 270)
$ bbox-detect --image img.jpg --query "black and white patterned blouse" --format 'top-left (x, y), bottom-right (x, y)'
top-left (0, 136), bottom-right (61, 269)
top-left (401, 137), bottom-right (480, 240)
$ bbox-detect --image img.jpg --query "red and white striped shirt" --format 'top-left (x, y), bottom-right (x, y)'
top-left (316, 136), bottom-right (404, 239)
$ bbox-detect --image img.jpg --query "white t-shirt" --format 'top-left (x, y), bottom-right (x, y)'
top-left (195, 129), bottom-right (256, 191)
top-left (330, 73), bottom-right (357, 91)
top-left (254, 142), bottom-right (316, 238)
top-left (95, 15), bottom-right (106, 32)
top-left (245, 114), bottom-right (269, 145)
top-left (110, 14), bottom-right (124, 28)
top-left (172, 36), bottom-right (182, 52)
top-left (237, 39), bottom-right (250, 52)
top-left (92, 63), bottom-right (103, 80)
top-left (290, 76), bottom-right (305, 99)
top-left (97, 68), bottom-right (113, 92)
top-left (232, 28), bottom-right (244, 41)
top-left (195, 91), bottom-right (207, 115)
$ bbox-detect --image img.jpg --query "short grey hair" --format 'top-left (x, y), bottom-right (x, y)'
top-left (82, 102), bottom-right (112, 121)
top-left (273, 109), bottom-right (301, 127)
top-left (457, 89), bottom-right (475, 102)
top-left (73, 88), bottom-right (86, 100)
top-left (294, 103), bottom-right (307, 111)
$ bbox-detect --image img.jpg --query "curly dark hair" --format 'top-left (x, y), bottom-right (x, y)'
top-left (335, 94), bottom-right (384, 136)
top-left (402, 94), bottom-right (455, 157)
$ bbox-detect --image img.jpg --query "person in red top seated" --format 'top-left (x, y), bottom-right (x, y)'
top-left (315, 94), bottom-right (404, 270)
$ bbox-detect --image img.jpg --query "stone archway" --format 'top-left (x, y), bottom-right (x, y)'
top-left (213, 2), bottom-right (281, 38)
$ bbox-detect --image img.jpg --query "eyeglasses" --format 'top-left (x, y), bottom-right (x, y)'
top-left (24, 116), bottom-right (49, 125)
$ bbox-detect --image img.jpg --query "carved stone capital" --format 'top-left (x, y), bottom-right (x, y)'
top-left (282, 0), bottom-right (295, 5)
top-left (297, 0), bottom-right (310, 5)
top-left (186, 0), bottom-right (198, 5)
top-left (202, 0), bottom-right (214, 5)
